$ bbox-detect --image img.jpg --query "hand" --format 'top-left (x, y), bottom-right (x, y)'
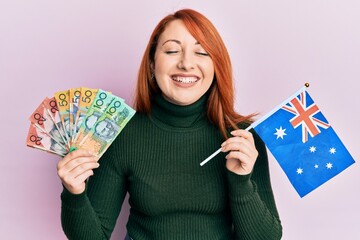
top-left (57, 149), bottom-right (100, 194)
top-left (221, 129), bottom-right (258, 175)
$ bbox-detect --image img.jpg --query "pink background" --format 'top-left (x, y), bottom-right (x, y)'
top-left (1, 1), bottom-right (359, 239)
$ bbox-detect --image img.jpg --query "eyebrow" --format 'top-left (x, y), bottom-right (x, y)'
top-left (162, 39), bottom-right (200, 46)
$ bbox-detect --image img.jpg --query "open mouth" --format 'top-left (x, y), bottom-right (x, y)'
top-left (171, 75), bottom-right (200, 84)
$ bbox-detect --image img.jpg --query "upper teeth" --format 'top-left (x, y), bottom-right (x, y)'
top-left (172, 76), bottom-right (198, 83)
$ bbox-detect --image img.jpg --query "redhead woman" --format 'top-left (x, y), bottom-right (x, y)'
top-left (58, 9), bottom-right (282, 240)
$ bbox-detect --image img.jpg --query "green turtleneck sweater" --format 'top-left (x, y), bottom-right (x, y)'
top-left (61, 94), bottom-right (282, 240)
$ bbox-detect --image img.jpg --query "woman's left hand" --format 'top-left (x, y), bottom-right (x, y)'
top-left (221, 129), bottom-right (258, 175)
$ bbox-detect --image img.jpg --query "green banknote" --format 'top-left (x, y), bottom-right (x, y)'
top-left (76, 95), bottom-right (135, 157)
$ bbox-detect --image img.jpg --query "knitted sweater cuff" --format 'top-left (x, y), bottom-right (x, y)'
top-left (61, 186), bottom-right (89, 209)
top-left (226, 170), bottom-right (255, 196)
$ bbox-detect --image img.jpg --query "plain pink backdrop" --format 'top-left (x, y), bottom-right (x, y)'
top-left (1, 1), bottom-right (359, 239)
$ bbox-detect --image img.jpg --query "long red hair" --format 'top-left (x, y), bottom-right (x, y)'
top-left (134, 9), bottom-right (254, 138)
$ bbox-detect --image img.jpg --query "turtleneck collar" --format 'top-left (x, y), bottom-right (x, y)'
top-left (150, 93), bottom-right (209, 129)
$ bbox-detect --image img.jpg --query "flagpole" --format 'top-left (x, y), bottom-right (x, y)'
top-left (200, 125), bottom-right (252, 166)
top-left (200, 83), bottom-right (310, 166)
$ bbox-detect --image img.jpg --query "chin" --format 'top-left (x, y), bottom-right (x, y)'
top-left (175, 97), bottom-right (198, 106)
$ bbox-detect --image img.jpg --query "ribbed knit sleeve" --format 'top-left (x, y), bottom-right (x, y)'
top-left (226, 130), bottom-right (282, 240)
top-left (60, 138), bottom-right (128, 240)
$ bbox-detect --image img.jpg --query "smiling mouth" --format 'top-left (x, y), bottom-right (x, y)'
top-left (171, 75), bottom-right (200, 84)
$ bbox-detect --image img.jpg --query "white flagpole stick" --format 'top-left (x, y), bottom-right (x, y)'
top-left (200, 83), bottom-right (309, 166)
top-left (200, 125), bottom-right (252, 166)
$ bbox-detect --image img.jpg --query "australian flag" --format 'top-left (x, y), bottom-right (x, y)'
top-left (253, 88), bottom-right (355, 197)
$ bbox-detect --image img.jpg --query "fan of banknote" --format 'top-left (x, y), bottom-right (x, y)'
top-left (26, 87), bottom-right (136, 157)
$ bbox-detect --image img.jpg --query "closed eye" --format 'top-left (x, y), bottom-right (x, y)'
top-left (165, 51), bottom-right (179, 54)
top-left (196, 52), bottom-right (209, 56)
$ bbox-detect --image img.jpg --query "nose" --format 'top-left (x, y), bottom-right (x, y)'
top-left (177, 52), bottom-right (195, 70)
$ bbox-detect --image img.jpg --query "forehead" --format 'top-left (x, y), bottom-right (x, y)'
top-left (158, 19), bottom-right (197, 44)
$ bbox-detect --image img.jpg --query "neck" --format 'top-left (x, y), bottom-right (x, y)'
top-left (150, 94), bottom-right (208, 128)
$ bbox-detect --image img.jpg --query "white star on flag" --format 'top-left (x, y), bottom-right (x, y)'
top-left (274, 126), bottom-right (287, 139)
top-left (329, 147), bottom-right (336, 154)
top-left (326, 162), bottom-right (333, 169)
top-left (309, 146), bottom-right (316, 153)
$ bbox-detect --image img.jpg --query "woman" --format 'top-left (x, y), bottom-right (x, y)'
top-left (58, 9), bottom-right (282, 240)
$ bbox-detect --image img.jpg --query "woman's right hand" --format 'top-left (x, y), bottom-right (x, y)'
top-left (57, 149), bottom-right (100, 194)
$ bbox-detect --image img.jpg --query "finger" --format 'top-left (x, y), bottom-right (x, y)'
top-left (223, 132), bottom-right (254, 147)
top-left (226, 155), bottom-right (254, 175)
top-left (58, 162), bottom-right (99, 180)
top-left (222, 137), bottom-right (254, 153)
top-left (222, 140), bottom-right (250, 153)
top-left (57, 149), bottom-right (95, 170)
top-left (61, 157), bottom-right (99, 174)
top-left (226, 151), bottom-right (249, 162)
top-left (222, 136), bottom-right (243, 148)
top-left (230, 129), bottom-right (255, 144)
top-left (72, 169), bottom-right (95, 184)
top-left (228, 146), bottom-right (256, 161)
top-left (63, 170), bottom-right (94, 194)
top-left (222, 138), bottom-right (259, 161)
top-left (225, 146), bottom-right (256, 163)
top-left (72, 162), bottom-right (100, 178)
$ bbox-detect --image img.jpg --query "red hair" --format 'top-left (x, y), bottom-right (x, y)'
top-left (134, 9), bottom-right (254, 139)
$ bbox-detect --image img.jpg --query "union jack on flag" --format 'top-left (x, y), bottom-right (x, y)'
top-left (281, 91), bottom-right (330, 143)
top-left (253, 87), bottom-right (355, 197)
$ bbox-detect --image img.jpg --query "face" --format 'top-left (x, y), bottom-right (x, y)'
top-left (153, 20), bottom-right (214, 106)
top-left (95, 120), bottom-right (116, 140)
